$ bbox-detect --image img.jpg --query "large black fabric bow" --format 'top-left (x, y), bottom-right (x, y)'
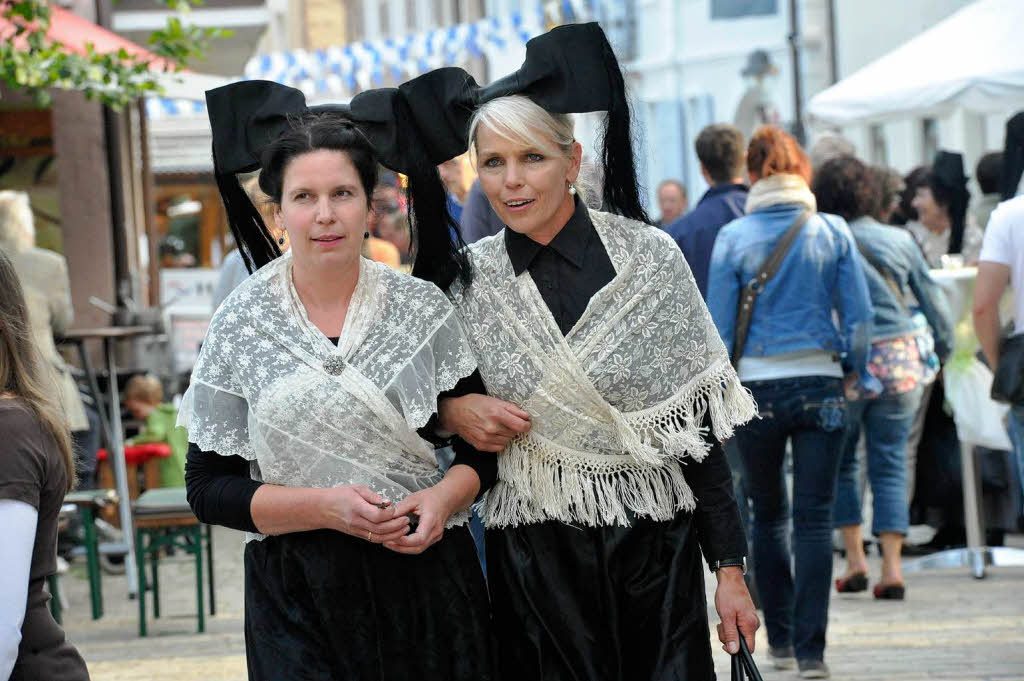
top-left (396, 22), bottom-right (649, 223)
top-left (206, 79), bottom-right (426, 177)
top-left (205, 79), bottom-right (470, 288)
top-left (1002, 111), bottom-right (1024, 200)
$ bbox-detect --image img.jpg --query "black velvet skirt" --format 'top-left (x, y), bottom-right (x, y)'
top-left (244, 526), bottom-right (493, 681)
top-left (486, 510), bottom-right (716, 681)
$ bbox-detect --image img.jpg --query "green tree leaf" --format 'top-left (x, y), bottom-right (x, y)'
top-left (1, 0), bottom-right (227, 107)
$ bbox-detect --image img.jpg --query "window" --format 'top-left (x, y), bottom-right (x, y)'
top-left (711, 0), bottom-right (778, 19)
top-left (921, 118), bottom-right (938, 164)
top-left (869, 124), bottom-right (888, 166)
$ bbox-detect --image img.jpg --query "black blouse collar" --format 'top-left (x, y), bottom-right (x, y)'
top-left (505, 198), bottom-right (595, 275)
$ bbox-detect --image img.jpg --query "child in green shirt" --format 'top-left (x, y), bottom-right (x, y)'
top-left (124, 374), bottom-right (187, 488)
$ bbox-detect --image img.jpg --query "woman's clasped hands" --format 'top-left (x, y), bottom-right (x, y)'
top-left (321, 483), bottom-right (461, 555)
top-left (321, 485), bottom-right (410, 545)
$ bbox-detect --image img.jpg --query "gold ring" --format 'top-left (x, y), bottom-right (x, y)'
top-left (367, 530), bottom-right (373, 542)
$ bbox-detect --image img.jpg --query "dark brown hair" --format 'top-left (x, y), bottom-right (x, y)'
top-left (695, 124), bottom-right (746, 184)
top-left (812, 156), bottom-right (879, 222)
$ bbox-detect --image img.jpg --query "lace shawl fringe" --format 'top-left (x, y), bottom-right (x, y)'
top-left (484, 361), bottom-right (757, 528)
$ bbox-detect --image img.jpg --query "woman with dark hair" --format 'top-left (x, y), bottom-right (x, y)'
top-left (179, 81), bottom-right (493, 679)
top-left (892, 165), bottom-right (930, 226)
top-left (399, 23), bottom-right (759, 681)
top-left (908, 150), bottom-right (984, 267)
top-left (813, 156), bottom-right (952, 601)
top-left (0, 250), bottom-right (89, 680)
top-left (708, 128), bottom-right (877, 678)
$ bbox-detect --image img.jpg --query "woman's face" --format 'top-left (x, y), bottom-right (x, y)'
top-left (377, 216), bottom-right (411, 256)
top-left (274, 149), bottom-right (368, 272)
top-left (474, 123), bottom-right (581, 243)
top-left (911, 186), bottom-right (949, 233)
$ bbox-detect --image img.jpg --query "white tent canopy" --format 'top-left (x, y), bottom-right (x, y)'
top-left (808, 0), bottom-right (1024, 126)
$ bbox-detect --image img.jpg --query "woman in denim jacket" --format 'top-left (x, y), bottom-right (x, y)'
top-left (707, 127), bottom-right (878, 680)
top-left (813, 156), bottom-right (953, 602)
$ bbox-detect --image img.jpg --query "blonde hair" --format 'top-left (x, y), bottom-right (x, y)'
top-left (468, 95), bottom-right (576, 163)
top-left (242, 175), bottom-right (285, 247)
top-left (467, 95), bottom-right (598, 204)
top-left (0, 190), bottom-right (36, 253)
top-left (0, 250), bottom-right (75, 491)
top-left (124, 374), bottom-right (164, 406)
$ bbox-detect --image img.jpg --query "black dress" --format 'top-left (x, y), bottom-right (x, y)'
top-left (485, 204), bottom-right (746, 681)
top-left (245, 527), bottom-right (491, 680)
top-left (185, 342), bottom-right (496, 680)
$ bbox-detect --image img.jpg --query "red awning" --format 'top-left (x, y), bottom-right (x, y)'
top-left (1, 6), bottom-right (175, 71)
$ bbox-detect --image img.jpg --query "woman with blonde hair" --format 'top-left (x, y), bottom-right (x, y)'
top-left (401, 23), bottom-right (759, 680)
top-left (0, 250), bottom-right (89, 680)
top-left (707, 126), bottom-right (877, 678)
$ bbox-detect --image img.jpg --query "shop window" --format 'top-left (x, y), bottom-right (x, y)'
top-left (711, 0), bottom-right (778, 19)
top-left (870, 124), bottom-right (888, 166)
top-left (921, 117), bottom-right (938, 164)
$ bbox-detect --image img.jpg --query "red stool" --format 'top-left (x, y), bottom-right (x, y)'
top-left (96, 444), bottom-right (171, 519)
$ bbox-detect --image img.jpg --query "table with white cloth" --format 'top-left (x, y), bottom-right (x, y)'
top-left (903, 267), bottom-right (1024, 578)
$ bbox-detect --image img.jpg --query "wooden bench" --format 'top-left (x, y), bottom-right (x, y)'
top-left (133, 487), bottom-right (215, 636)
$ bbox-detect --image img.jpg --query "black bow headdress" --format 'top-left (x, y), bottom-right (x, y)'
top-left (1002, 111), bottom-right (1024, 200)
top-left (206, 79), bottom-right (470, 288)
top-left (395, 22), bottom-right (650, 224)
top-left (928, 150), bottom-right (970, 255)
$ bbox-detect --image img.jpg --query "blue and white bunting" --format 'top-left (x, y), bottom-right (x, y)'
top-left (146, 1), bottom-right (619, 119)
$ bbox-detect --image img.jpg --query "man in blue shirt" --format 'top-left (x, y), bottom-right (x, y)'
top-left (665, 124), bottom-right (748, 299)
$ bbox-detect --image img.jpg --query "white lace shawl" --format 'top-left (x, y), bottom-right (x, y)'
top-left (449, 209), bottom-right (758, 528)
top-left (178, 254), bottom-right (477, 540)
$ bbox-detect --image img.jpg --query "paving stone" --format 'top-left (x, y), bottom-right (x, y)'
top-left (60, 527), bottom-right (1024, 680)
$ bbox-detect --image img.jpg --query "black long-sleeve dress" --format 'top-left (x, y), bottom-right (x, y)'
top-left (184, 336), bottom-right (496, 681)
top-left (480, 205), bottom-right (746, 681)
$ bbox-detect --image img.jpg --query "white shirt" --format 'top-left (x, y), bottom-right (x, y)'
top-left (0, 499), bottom-right (37, 680)
top-left (978, 195), bottom-right (1024, 334)
top-left (907, 217), bottom-right (984, 269)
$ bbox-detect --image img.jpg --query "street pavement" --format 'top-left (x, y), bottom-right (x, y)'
top-left (62, 526), bottom-right (1024, 680)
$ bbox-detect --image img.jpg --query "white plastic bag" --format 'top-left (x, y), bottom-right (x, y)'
top-left (944, 358), bottom-right (1012, 450)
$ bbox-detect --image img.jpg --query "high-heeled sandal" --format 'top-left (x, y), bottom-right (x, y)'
top-left (873, 582), bottom-right (905, 600)
top-left (834, 572), bottom-right (868, 593)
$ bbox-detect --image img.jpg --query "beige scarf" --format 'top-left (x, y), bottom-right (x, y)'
top-left (745, 173), bottom-right (817, 214)
top-left (450, 209), bottom-right (757, 528)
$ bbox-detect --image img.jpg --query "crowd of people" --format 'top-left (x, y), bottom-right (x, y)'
top-left (658, 113), bottom-right (1024, 675)
top-left (2, 18), bottom-right (1024, 681)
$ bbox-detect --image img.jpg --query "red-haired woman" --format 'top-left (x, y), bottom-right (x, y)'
top-left (0, 249), bottom-right (89, 680)
top-left (707, 126), bottom-right (877, 679)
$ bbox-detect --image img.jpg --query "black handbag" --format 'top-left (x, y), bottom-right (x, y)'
top-left (731, 637), bottom-right (764, 681)
top-left (991, 333), bottom-right (1024, 404)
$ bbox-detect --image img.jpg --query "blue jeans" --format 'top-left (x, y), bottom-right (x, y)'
top-left (733, 376), bottom-right (846, 662)
top-left (1007, 405), bottom-right (1024, 516)
top-left (833, 388), bottom-right (922, 534)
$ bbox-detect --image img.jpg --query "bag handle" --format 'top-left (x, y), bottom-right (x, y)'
top-left (730, 636), bottom-right (765, 681)
top-left (731, 209), bottom-right (811, 366)
top-left (852, 237), bottom-right (910, 313)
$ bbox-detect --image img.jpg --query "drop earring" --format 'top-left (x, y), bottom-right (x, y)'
top-left (364, 231), bottom-right (370, 239)
top-left (277, 236), bottom-right (285, 246)
top-left (568, 182), bottom-right (577, 196)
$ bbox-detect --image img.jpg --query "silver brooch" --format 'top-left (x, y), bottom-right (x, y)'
top-left (323, 356), bottom-right (347, 376)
